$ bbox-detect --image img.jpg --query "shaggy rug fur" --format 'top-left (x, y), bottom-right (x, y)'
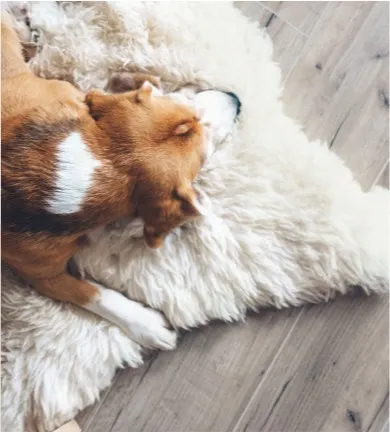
top-left (2, 2), bottom-right (389, 431)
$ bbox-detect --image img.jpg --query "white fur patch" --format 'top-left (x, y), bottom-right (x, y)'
top-left (194, 90), bottom-right (238, 149)
top-left (84, 283), bottom-right (177, 350)
top-left (46, 132), bottom-right (101, 214)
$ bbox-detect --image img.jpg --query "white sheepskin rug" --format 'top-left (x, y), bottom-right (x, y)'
top-left (2, 2), bottom-right (389, 431)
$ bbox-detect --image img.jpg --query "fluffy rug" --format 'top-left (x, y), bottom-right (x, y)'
top-left (2, 2), bottom-right (389, 431)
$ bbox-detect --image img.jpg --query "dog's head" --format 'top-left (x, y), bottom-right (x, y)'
top-left (85, 82), bottom-right (206, 248)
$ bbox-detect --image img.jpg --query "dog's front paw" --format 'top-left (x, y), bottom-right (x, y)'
top-left (129, 307), bottom-right (177, 351)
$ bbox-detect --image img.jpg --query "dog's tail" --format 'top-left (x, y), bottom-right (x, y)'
top-left (1, 9), bottom-right (31, 80)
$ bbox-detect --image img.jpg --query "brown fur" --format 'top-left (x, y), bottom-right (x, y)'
top-left (1, 13), bottom-right (205, 307)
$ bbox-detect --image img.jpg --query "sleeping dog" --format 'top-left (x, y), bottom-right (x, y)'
top-left (1, 11), bottom-right (240, 350)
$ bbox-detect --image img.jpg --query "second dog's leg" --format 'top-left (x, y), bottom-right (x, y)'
top-left (33, 272), bottom-right (177, 350)
top-left (106, 72), bottom-right (161, 94)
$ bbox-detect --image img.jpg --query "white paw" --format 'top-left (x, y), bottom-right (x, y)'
top-left (85, 285), bottom-right (177, 351)
top-left (128, 306), bottom-right (177, 351)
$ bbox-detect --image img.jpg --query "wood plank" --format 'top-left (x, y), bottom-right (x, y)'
top-left (80, 309), bottom-right (302, 432)
top-left (232, 6), bottom-right (390, 430)
top-left (75, 371), bottom-right (118, 430)
top-left (260, 1), bottom-right (328, 36)
top-left (282, 2), bottom-right (389, 190)
top-left (234, 1), bottom-right (308, 79)
top-left (382, 420), bottom-right (390, 432)
top-left (232, 295), bottom-right (389, 432)
top-left (75, 354), bottom-right (156, 431)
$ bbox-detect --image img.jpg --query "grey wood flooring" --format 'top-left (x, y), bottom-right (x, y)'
top-left (76, 3), bottom-right (389, 431)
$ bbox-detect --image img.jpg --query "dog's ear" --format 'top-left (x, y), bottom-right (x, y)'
top-left (142, 183), bottom-right (203, 249)
top-left (135, 81), bottom-right (153, 103)
top-left (173, 183), bottom-right (203, 216)
top-left (135, 81), bottom-right (163, 103)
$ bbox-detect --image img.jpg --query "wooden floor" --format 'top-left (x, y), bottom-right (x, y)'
top-left (76, 3), bottom-right (389, 431)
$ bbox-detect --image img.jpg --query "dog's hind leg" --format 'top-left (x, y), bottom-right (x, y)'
top-left (33, 272), bottom-right (177, 351)
top-left (2, 232), bottom-right (177, 351)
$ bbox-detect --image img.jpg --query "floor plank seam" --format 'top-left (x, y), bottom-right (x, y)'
top-left (366, 391), bottom-right (389, 432)
top-left (258, 2), bottom-right (309, 37)
top-left (333, 3), bottom-right (387, 77)
top-left (231, 306), bottom-right (305, 432)
top-left (135, 353), bottom-right (159, 389)
top-left (79, 371), bottom-right (120, 432)
top-left (280, 1), bottom-right (335, 86)
top-left (257, 376), bottom-right (293, 431)
top-left (329, 113), bottom-right (350, 149)
top-left (380, 420), bottom-right (390, 432)
top-left (371, 161), bottom-right (390, 189)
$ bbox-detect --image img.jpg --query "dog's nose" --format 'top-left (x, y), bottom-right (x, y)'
top-left (223, 91), bottom-right (241, 117)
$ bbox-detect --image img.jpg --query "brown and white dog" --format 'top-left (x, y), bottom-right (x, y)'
top-left (1, 11), bottom-right (239, 349)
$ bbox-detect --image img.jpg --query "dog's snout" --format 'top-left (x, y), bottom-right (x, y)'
top-left (224, 91), bottom-right (241, 117)
top-left (193, 89), bottom-right (239, 151)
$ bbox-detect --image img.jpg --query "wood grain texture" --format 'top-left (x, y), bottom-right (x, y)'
top-left (282, 1), bottom-right (389, 190)
top-left (232, 296), bottom-right (389, 432)
top-left (77, 310), bottom-right (302, 432)
top-left (234, 1), bottom-right (309, 79)
top-left (76, 3), bottom-right (389, 431)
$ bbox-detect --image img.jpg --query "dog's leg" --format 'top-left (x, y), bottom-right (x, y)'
top-left (3, 232), bottom-right (176, 350)
top-left (33, 272), bottom-right (177, 350)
